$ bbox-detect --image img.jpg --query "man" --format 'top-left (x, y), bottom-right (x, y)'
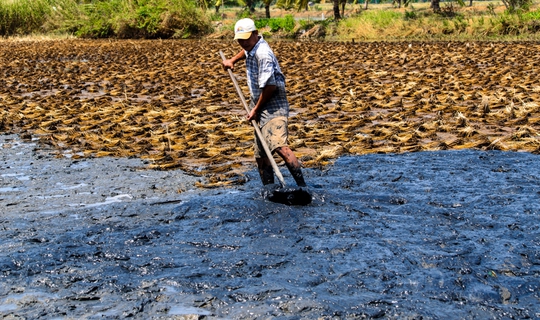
top-left (222, 18), bottom-right (307, 188)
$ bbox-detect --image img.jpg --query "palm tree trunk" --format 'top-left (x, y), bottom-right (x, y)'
top-left (333, 0), bottom-right (341, 19)
top-left (265, 4), bottom-right (270, 18)
top-left (246, 0), bottom-right (255, 12)
top-left (431, 0), bottom-right (441, 11)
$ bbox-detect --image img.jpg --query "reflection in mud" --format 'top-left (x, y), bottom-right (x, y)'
top-left (1, 147), bottom-right (539, 318)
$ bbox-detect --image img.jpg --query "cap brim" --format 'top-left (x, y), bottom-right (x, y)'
top-left (234, 31), bottom-right (252, 40)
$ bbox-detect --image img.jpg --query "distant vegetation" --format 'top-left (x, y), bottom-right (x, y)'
top-left (0, 0), bottom-right (212, 38)
top-left (0, 0), bottom-right (539, 40)
top-left (332, 2), bottom-right (540, 40)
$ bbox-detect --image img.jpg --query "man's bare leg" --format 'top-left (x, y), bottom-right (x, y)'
top-left (256, 157), bottom-right (274, 185)
top-left (274, 146), bottom-right (307, 187)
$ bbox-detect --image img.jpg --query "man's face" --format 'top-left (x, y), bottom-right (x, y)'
top-left (237, 31), bottom-right (258, 52)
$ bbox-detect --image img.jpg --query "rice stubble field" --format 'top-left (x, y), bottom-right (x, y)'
top-left (1, 39), bottom-right (539, 186)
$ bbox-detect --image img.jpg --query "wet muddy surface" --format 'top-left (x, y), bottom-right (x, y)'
top-left (1, 134), bottom-right (539, 319)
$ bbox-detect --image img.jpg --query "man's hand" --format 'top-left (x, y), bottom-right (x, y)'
top-left (247, 85), bottom-right (276, 122)
top-left (222, 59), bottom-right (235, 71)
top-left (222, 50), bottom-right (246, 71)
top-left (247, 108), bottom-right (259, 122)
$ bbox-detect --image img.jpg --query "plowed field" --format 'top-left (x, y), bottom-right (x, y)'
top-left (2, 40), bottom-right (539, 186)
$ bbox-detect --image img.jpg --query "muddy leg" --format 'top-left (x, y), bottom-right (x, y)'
top-left (256, 157), bottom-right (274, 185)
top-left (274, 147), bottom-right (307, 187)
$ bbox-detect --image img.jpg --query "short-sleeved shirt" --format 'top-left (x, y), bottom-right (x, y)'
top-left (244, 36), bottom-right (289, 127)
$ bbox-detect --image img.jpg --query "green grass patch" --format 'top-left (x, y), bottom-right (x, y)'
top-left (256, 14), bottom-right (295, 33)
top-left (355, 9), bottom-right (403, 28)
top-left (0, 0), bottom-right (53, 36)
top-left (1, 0), bottom-right (213, 38)
top-left (332, 2), bottom-right (540, 41)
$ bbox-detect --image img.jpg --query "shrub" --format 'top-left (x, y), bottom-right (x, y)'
top-left (522, 8), bottom-right (540, 20)
top-left (358, 9), bottom-right (403, 29)
top-left (0, 0), bottom-right (53, 36)
top-left (298, 19), bottom-right (315, 31)
top-left (404, 10), bottom-right (418, 21)
top-left (74, 0), bottom-right (119, 38)
top-left (1, 0), bottom-right (212, 38)
top-left (501, 0), bottom-right (533, 13)
top-left (256, 15), bottom-right (295, 33)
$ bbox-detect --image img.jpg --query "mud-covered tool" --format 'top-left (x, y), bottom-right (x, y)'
top-left (219, 50), bottom-right (311, 206)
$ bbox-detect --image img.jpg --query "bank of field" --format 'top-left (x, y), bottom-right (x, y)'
top-left (1, 0), bottom-right (540, 40)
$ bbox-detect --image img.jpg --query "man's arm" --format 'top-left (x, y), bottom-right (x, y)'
top-left (222, 50), bottom-right (246, 70)
top-left (247, 84), bottom-right (276, 121)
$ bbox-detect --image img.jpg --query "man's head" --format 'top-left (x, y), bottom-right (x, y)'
top-left (234, 18), bottom-right (256, 40)
top-left (234, 18), bottom-right (259, 51)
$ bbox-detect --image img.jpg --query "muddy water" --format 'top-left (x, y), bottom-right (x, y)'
top-left (1, 135), bottom-right (539, 319)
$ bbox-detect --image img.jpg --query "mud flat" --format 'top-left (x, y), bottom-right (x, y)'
top-left (0, 134), bottom-right (201, 217)
top-left (1, 134), bottom-right (539, 319)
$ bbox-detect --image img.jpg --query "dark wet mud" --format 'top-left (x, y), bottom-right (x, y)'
top-left (1, 135), bottom-right (540, 319)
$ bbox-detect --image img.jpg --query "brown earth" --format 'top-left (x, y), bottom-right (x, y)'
top-left (1, 40), bottom-right (539, 187)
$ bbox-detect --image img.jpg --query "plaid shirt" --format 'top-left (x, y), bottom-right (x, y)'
top-left (245, 36), bottom-right (289, 127)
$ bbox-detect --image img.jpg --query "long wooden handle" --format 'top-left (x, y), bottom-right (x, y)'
top-left (219, 50), bottom-right (287, 187)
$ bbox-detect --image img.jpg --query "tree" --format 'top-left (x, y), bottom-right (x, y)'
top-left (245, 0), bottom-right (255, 12)
top-left (263, 0), bottom-right (272, 18)
top-left (276, 0), bottom-right (296, 10)
top-left (394, 0), bottom-right (414, 8)
top-left (333, 0), bottom-right (341, 19)
top-left (431, 0), bottom-right (441, 12)
top-left (279, 0), bottom-right (341, 19)
top-left (501, 0), bottom-right (533, 12)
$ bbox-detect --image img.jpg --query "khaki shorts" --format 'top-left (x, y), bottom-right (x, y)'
top-left (254, 116), bottom-right (289, 158)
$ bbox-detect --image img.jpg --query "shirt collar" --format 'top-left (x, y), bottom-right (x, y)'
top-left (246, 36), bottom-right (264, 56)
